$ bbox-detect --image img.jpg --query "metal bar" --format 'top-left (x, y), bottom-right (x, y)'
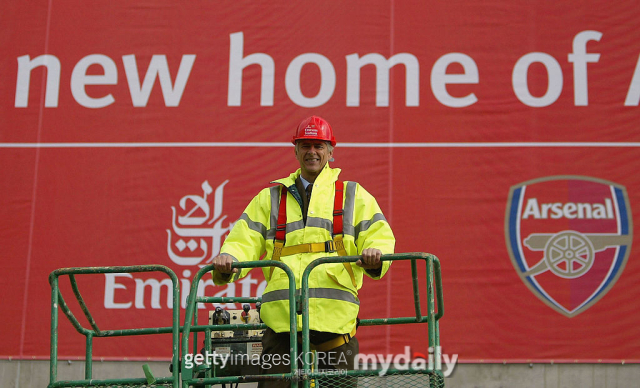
top-left (49, 376), bottom-right (174, 387)
top-left (410, 259), bottom-right (423, 321)
top-left (300, 266), bottom-right (311, 388)
top-left (300, 253), bottom-right (432, 268)
top-left (435, 320), bottom-right (442, 371)
top-left (192, 307), bottom-right (199, 359)
top-left (50, 264), bottom-right (176, 277)
top-left (204, 327), bottom-right (212, 388)
top-left (169, 267), bottom-right (181, 388)
top-left (49, 276), bottom-right (59, 386)
top-left (426, 255), bottom-right (437, 368)
top-left (84, 332), bottom-right (93, 379)
top-left (359, 317), bottom-right (430, 326)
top-left (188, 367), bottom-right (441, 384)
top-left (95, 326), bottom-right (178, 337)
top-left (92, 322), bottom-right (268, 337)
top-left (188, 374), bottom-right (296, 385)
top-left (196, 296), bottom-right (261, 304)
top-left (185, 367), bottom-right (439, 386)
top-left (433, 255), bottom-right (444, 320)
top-left (69, 275), bottom-right (101, 335)
top-left (309, 368), bottom-right (439, 378)
top-left (191, 323), bottom-right (267, 331)
top-left (56, 290), bottom-right (91, 335)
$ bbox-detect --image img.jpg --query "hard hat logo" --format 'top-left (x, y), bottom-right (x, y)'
top-left (292, 115), bottom-right (336, 146)
top-left (304, 127), bottom-right (319, 137)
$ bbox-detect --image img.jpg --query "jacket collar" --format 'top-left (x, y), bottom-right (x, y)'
top-left (271, 163), bottom-right (341, 187)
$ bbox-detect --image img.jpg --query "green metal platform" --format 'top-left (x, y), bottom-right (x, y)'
top-left (48, 253), bottom-right (444, 387)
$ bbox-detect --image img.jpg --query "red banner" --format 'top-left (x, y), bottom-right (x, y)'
top-left (1, 1), bottom-right (639, 363)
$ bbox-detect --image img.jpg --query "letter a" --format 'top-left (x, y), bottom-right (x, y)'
top-left (522, 198), bottom-right (541, 219)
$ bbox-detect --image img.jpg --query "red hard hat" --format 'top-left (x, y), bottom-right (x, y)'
top-left (291, 116), bottom-right (336, 146)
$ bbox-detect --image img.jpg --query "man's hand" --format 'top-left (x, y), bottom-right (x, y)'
top-left (356, 248), bottom-right (383, 269)
top-left (212, 253), bottom-right (238, 274)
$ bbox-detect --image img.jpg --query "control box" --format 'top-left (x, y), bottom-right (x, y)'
top-left (208, 305), bottom-right (264, 338)
top-left (206, 304), bottom-right (264, 377)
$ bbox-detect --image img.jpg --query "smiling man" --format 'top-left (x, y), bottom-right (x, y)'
top-left (296, 139), bottom-right (331, 180)
top-left (211, 115), bottom-right (395, 387)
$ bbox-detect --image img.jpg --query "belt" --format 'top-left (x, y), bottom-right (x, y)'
top-left (298, 326), bottom-right (357, 352)
top-left (280, 241), bottom-right (336, 257)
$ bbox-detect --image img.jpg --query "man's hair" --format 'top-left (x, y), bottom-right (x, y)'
top-left (295, 141), bottom-right (334, 154)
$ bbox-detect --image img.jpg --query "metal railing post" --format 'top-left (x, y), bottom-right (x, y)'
top-left (85, 332), bottom-right (93, 380)
top-left (49, 276), bottom-right (59, 386)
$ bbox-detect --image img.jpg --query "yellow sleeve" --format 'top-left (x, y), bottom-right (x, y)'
top-left (211, 188), bottom-right (271, 285)
top-left (353, 183), bottom-right (395, 279)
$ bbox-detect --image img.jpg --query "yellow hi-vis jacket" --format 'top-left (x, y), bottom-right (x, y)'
top-left (212, 164), bottom-right (395, 334)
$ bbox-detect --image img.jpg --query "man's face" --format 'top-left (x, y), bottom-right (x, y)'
top-left (295, 140), bottom-right (333, 180)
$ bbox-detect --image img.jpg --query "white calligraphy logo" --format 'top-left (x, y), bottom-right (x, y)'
top-left (166, 180), bottom-right (235, 266)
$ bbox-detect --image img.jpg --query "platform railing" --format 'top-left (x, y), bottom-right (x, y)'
top-left (48, 253), bottom-right (444, 387)
top-left (48, 265), bottom-right (181, 388)
top-left (299, 253), bottom-right (444, 387)
top-left (180, 252), bottom-right (444, 388)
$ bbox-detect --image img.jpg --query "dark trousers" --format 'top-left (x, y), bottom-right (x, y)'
top-left (257, 328), bottom-right (359, 388)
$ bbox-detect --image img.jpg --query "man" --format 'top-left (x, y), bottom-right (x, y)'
top-left (211, 115), bottom-right (395, 387)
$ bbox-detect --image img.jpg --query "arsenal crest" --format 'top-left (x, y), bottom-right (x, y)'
top-left (505, 176), bottom-right (633, 317)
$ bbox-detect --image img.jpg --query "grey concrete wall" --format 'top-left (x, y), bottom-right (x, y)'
top-left (2, 360), bottom-right (639, 388)
top-left (446, 363), bottom-right (639, 388)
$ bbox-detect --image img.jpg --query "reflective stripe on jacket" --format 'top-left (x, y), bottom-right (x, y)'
top-left (212, 164), bottom-right (395, 334)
